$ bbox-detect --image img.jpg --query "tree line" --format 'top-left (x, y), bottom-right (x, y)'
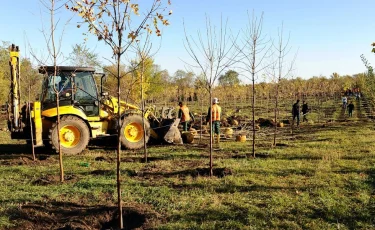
top-left (0, 41), bottom-right (366, 109)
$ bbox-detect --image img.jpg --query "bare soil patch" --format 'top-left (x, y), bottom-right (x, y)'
top-left (6, 202), bottom-right (161, 230)
top-left (32, 174), bottom-right (78, 186)
top-left (0, 154), bottom-right (55, 166)
top-left (94, 156), bottom-right (114, 163)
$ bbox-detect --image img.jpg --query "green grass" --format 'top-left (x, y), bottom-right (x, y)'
top-left (1, 98), bottom-right (375, 229)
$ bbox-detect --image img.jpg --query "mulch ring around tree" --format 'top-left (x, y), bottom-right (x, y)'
top-left (32, 174), bottom-right (78, 186)
top-left (6, 201), bottom-right (163, 230)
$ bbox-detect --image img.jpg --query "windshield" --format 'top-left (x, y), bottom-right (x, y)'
top-left (41, 71), bottom-right (98, 105)
top-left (41, 72), bottom-right (72, 103)
top-left (74, 72), bottom-right (98, 103)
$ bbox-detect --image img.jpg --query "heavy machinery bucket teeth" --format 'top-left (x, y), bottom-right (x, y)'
top-left (151, 118), bottom-right (182, 144)
top-left (163, 118), bottom-right (182, 144)
top-left (161, 107), bottom-right (175, 119)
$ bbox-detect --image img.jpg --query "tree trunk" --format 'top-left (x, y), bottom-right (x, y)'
top-left (209, 90), bottom-right (213, 177)
top-left (28, 84), bottom-right (36, 161)
top-left (252, 75), bottom-right (256, 158)
top-left (273, 83), bottom-right (279, 146)
top-left (56, 95), bottom-right (64, 182)
top-left (116, 53), bottom-right (124, 229)
top-left (141, 61), bottom-right (147, 163)
top-left (50, 0), bottom-right (63, 182)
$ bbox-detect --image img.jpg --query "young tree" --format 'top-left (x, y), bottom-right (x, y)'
top-left (22, 59), bottom-right (41, 162)
top-left (237, 11), bottom-right (271, 158)
top-left (30, 0), bottom-right (70, 182)
top-left (132, 34), bottom-right (158, 163)
top-left (184, 15), bottom-right (238, 176)
top-left (269, 23), bottom-right (295, 146)
top-left (67, 1), bottom-right (171, 228)
top-left (49, 0), bottom-right (64, 182)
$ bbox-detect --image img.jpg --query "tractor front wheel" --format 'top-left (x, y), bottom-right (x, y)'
top-left (49, 116), bottom-right (90, 155)
top-left (120, 115), bottom-right (150, 149)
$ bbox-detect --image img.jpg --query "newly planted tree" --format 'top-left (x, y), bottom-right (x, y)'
top-left (268, 23), bottom-right (295, 146)
top-left (237, 11), bottom-right (271, 157)
top-left (132, 34), bottom-right (157, 162)
top-left (184, 15), bottom-right (238, 176)
top-left (67, 0), bottom-right (171, 228)
top-left (30, 0), bottom-right (71, 182)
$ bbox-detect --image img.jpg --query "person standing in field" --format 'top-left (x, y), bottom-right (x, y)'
top-left (292, 99), bottom-right (300, 127)
top-left (178, 102), bottom-right (195, 131)
top-left (342, 96), bottom-right (348, 109)
top-left (356, 92), bottom-right (361, 101)
top-left (206, 97), bottom-right (222, 144)
top-left (302, 101), bottom-right (309, 122)
top-left (347, 101), bottom-right (355, 117)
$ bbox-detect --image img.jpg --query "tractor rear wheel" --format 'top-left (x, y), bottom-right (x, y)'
top-left (49, 116), bottom-right (90, 155)
top-left (120, 114), bottom-right (150, 149)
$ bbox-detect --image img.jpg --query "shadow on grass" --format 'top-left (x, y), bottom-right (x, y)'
top-left (121, 153), bottom-right (207, 163)
top-left (169, 203), bottom-right (250, 227)
top-left (273, 154), bottom-right (322, 161)
top-left (0, 144), bottom-right (55, 165)
top-left (79, 165), bottom-right (233, 180)
top-left (5, 201), bottom-right (159, 230)
top-left (366, 168), bottom-right (375, 190)
top-left (135, 167), bottom-right (233, 179)
top-left (215, 182), bottom-right (321, 194)
top-left (308, 197), bottom-right (375, 229)
top-left (234, 167), bottom-right (316, 180)
top-left (312, 167), bottom-right (375, 228)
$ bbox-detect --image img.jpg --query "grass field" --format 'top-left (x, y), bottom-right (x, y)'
top-left (1, 97), bottom-right (375, 229)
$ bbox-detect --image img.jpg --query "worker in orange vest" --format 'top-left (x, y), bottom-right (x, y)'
top-left (206, 97), bottom-right (222, 143)
top-left (178, 102), bottom-right (195, 131)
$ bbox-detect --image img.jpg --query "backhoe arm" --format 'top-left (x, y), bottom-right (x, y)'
top-left (9, 44), bottom-right (21, 131)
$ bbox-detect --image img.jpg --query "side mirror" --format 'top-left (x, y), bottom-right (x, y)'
top-left (101, 92), bottom-right (109, 97)
top-left (100, 74), bottom-right (106, 96)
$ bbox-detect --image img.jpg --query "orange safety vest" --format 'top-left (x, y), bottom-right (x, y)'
top-left (211, 104), bottom-right (221, 121)
top-left (180, 106), bottom-right (191, 122)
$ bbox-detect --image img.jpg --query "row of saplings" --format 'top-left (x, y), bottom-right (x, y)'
top-left (179, 115), bottom-right (286, 144)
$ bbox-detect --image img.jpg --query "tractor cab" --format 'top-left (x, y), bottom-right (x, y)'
top-left (39, 66), bottom-right (99, 117)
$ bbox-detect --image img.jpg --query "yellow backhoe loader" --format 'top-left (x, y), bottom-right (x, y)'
top-left (6, 44), bottom-right (181, 155)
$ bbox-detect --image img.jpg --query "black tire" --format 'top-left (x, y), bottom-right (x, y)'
top-left (120, 114), bottom-right (150, 149)
top-left (43, 140), bottom-right (52, 148)
top-left (49, 115), bottom-right (90, 155)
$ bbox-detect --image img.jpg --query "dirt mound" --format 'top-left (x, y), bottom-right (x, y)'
top-left (275, 143), bottom-right (289, 147)
top-left (0, 154), bottom-right (55, 166)
top-left (257, 118), bottom-right (276, 127)
top-left (32, 174), bottom-right (78, 185)
top-left (94, 156), bottom-right (114, 163)
top-left (90, 170), bottom-right (113, 176)
top-left (254, 152), bottom-right (272, 158)
top-left (195, 167), bottom-right (233, 178)
top-left (7, 201), bottom-right (161, 230)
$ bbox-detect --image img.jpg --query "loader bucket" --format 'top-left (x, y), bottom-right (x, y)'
top-left (150, 118), bottom-right (182, 144)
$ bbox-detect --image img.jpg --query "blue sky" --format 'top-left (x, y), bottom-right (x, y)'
top-left (1, 0), bottom-right (375, 82)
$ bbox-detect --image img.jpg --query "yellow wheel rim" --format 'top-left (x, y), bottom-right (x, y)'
top-left (124, 122), bottom-right (143, 142)
top-left (59, 125), bottom-right (81, 148)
